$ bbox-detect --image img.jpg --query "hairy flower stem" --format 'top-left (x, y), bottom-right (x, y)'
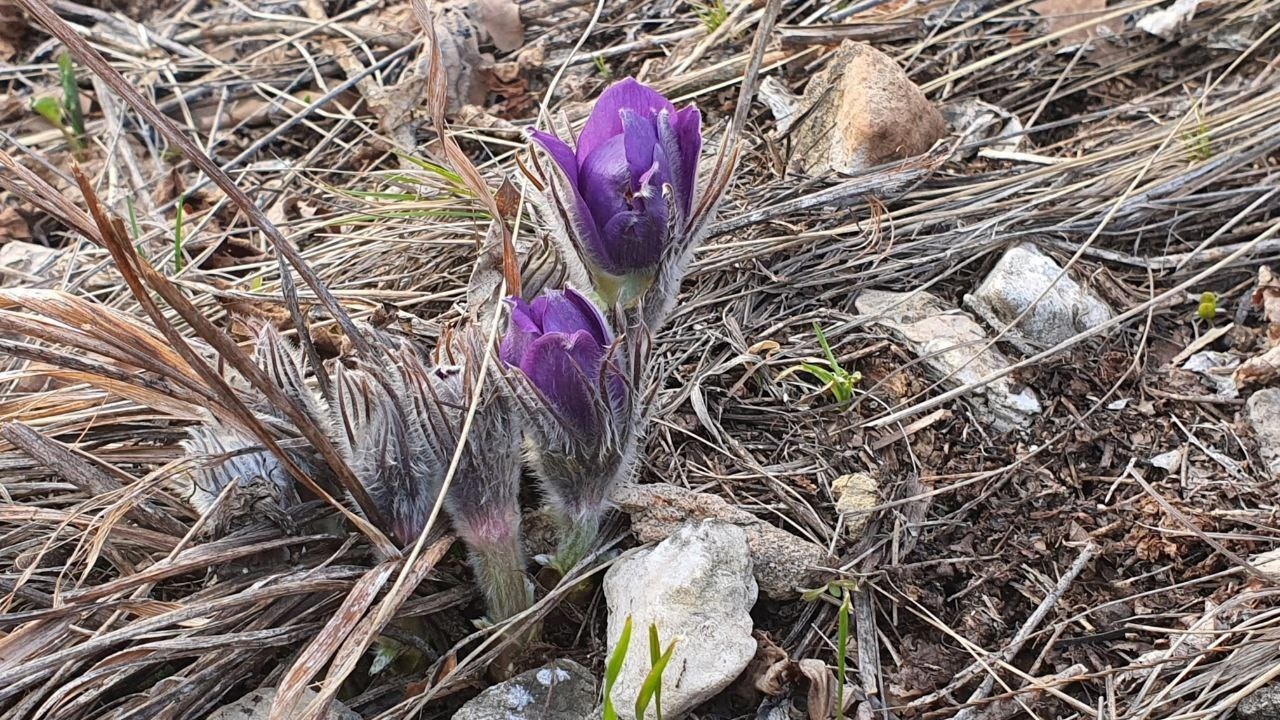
top-left (551, 509), bottom-right (602, 574)
top-left (470, 533), bottom-right (534, 623)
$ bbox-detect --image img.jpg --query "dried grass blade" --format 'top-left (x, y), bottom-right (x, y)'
top-left (68, 166), bottom-right (394, 552)
top-left (272, 559), bottom-right (399, 715)
top-left (0, 422), bottom-right (186, 536)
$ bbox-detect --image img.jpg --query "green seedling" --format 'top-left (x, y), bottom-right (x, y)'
top-left (603, 616), bottom-right (631, 720)
top-left (1197, 291), bottom-right (1218, 322)
top-left (638, 624), bottom-right (676, 720)
top-left (692, 0), bottom-right (729, 32)
top-left (58, 52), bottom-right (86, 143)
top-left (798, 323), bottom-right (861, 405)
top-left (603, 617), bottom-right (677, 720)
top-left (594, 55), bottom-right (612, 80)
top-left (836, 590), bottom-right (851, 720)
top-left (1183, 107), bottom-right (1212, 162)
top-left (32, 53), bottom-right (88, 152)
top-left (173, 195), bottom-right (186, 272)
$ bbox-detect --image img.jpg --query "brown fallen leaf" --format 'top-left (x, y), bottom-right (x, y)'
top-left (0, 207), bottom-right (31, 243)
top-left (1029, 0), bottom-right (1117, 46)
top-left (189, 236), bottom-right (270, 273)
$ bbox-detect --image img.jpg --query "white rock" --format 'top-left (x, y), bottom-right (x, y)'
top-left (1246, 388), bottom-right (1280, 477)
top-left (452, 659), bottom-right (596, 720)
top-left (206, 687), bottom-right (359, 720)
top-left (1137, 0), bottom-right (1199, 39)
top-left (963, 243), bottom-right (1113, 354)
top-left (856, 289), bottom-right (1041, 432)
top-left (603, 520), bottom-right (758, 720)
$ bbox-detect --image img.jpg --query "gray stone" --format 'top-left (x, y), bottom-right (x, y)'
top-left (1239, 683), bottom-right (1280, 720)
top-left (612, 483), bottom-right (831, 600)
top-left (856, 289), bottom-right (1041, 431)
top-left (604, 520), bottom-right (758, 720)
top-left (206, 687), bottom-right (360, 720)
top-left (452, 659), bottom-right (596, 719)
top-left (963, 243), bottom-right (1113, 354)
top-left (1247, 388), bottom-right (1280, 476)
top-left (788, 41), bottom-right (948, 176)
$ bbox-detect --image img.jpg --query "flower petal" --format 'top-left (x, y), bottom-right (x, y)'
top-left (578, 135), bottom-right (635, 273)
top-left (530, 130), bottom-right (609, 276)
top-left (500, 297), bottom-right (540, 365)
top-left (563, 287), bottom-right (613, 346)
top-left (601, 210), bottom-right (665, 271)
top-left (657, 106), bottom-right (702, 218)
top-left (577, 77), bottom-right (675, 162)
top-left (522, 330), bottom-right (605, 436)
top-left (528, 128), bottom-right (580, 186)
top-left (620, 108), bottom-right (667, 194)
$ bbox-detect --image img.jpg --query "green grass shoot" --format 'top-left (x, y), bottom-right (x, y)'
top-left (602, 616), bottom-right (632, 720)
top-left (1183, 107), bottom-right (1212, 162)
top-left (836, 590), bottom-right (851, 720)
top-left (692, 0), bottom-right (729, 32)
top-left (799, 323), bottom-right (861, 405)
top-left (57, 53), bottom-right (86, 144)
top-left (637, 624), bottom-right (676, 720)
top-left (173, 195), bottom-right (185, 273)
top-left (594, 55), bottom-right (612, 79)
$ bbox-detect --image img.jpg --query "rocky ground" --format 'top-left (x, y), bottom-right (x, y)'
top-left (2, 0), bottom-right (1280, 718)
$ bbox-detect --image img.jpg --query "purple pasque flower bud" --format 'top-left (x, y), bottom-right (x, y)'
top-left (530, 78), bottom-right (702, 304)
top-left (331, 329), bottom-right (533, 621)
top-left (498, 287), bottom-right (639, 571)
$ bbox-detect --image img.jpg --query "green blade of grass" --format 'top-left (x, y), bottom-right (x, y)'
top-left (57, 52), bottom-right (86, 149)
top-left (635, 639), bottom-right (676, 720)
top-left (603, 616), bottom-right (633, 720)
top-left (836, 592), bottom-right (851, 720)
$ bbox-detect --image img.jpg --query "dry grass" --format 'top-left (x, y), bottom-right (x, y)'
top-left (1, 0), bottom-right (1279, 717)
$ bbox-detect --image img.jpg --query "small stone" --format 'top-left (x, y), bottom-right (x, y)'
top-left (1239, 683), bottom-right (1280, 720)
top-left (613, 483), bottom-right (831, 599)
top-left (604, 520), bottom-right (758, 720)
top-left (1246, 388), bottom-right (1280, 477)
top-left (788, 41), bottom-right (947, 176)
top-left (962, 243), bottom-right (1113, 355)
top-left (856, 289), bottom-right (1041, 432)
top-left (206, 688), bottom-right (360, 720)
top-left (452, 659), bottom-right (596, 720)
top-left (832, 473), bottom-right (878, 540)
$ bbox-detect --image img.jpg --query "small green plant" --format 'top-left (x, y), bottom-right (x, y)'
top-left (1183, 107), bottom-right (1212, 162)
top-left (602, 617), bottom-right (631, 720)
top-left (836, 590), bottom-right (851, 720)
top-left (173, 194), bottom-right (186, 273)
top-left (594, 55), bottom-right (613, 80)
top-left (692, 0), bottom-right (729, 32)
top-left (1197, 291), bottom-right (1218, 322)
top-left (57, 52), bottom-right (86, 143)
top-left (798, 323), bottom-right (861, 405)
top-left (603, 617), bottom-right (677, 720)
top-left (31, 53), bottom-right (87, 154)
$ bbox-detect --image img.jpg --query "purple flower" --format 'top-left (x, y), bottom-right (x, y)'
top-left (499, 287), bottom-right (639, 571)
top-left (499, 288), bottom-right (628, 438)
top-left (530, 78), bottom-right (702, 284)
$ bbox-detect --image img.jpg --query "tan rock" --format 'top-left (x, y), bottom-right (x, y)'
top-left (612, 482), bottom-right (832, 600)
top-left (832, 472), bottom-right (878, 540)
top-left (789, 41), bottom-right (948, 176)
